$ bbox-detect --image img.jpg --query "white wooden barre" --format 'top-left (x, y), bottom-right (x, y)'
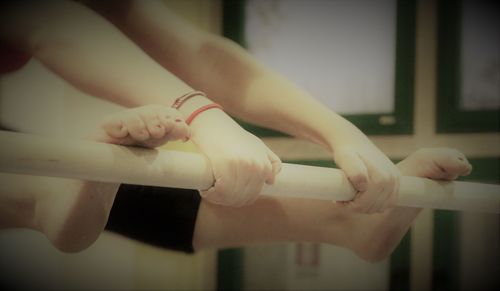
top-left (0, 130), bottom-right (498, 213)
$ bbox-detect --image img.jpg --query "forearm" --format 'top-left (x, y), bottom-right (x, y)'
top-left (0, 1), bottom-right (191, 107)
top-left (107, 0), bottom-right (351, 149)
top-left (198, 38), bottom-right (376, 150)
top-left (237, 70), bottom-right (362, 149)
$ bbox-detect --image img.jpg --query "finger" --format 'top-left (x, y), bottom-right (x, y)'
top-left (202, 180), bottom-right (231, 206)
top-left (438, 173), bottom-right (459, 181)
top-left (364, 151), bottom-right (400, 211)
top-left (200, 187), bottom-right (226, 205)
top-left (237, 172), bottom-right (264, 207)
top-left (389, 171), bottom-right (401, 208)
top-left (371, 178), bottom-right (399, 213)
top-left (349, 189), bottom-right (378, 213)
top-left (335, 150), bottom-right (369, 192)
top-left (266, 150), bottom-right (282, 185)
top-left (366, 188), bottom-right (387, 214)
top-left (349, 166), bottom-right (385, 213)
top-left (375, 169), bottom-right (400, 212)
top-left (244, 162), bottom-right (270, 205)
top-left (231, 160), bottom-right (260, 207)
top-left (210, 162), bottom-right (239, 206)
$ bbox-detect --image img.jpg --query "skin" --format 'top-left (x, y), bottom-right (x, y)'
top-left (0, 105), bottom-right (472, 257)
top-left (1, 0), bottom-right (399, 211)
top-left (192, 148), bottom-right (472, 262)
top-left (103, 0), bottom-right (401, 213)
top-left (0, 104), bottom-right (189, 252)
top-left (0, 1), bottom-right (472, 257)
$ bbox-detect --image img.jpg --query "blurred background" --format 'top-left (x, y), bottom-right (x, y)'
top-left (0, 0), bottom-right (498, 290)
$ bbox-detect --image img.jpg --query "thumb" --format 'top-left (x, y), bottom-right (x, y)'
top-left (334, 150), bottom-right (369, 192)
top-left (265, 149), bottom-right (282, 184)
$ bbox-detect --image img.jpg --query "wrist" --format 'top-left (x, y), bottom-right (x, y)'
top-left (325, 114), bottom-right (366, 148)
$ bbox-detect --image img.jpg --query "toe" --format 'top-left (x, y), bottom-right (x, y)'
top-left (101, 117), bottom-right (128, 139)
top-left (124, 115), bottom-right (149, 141)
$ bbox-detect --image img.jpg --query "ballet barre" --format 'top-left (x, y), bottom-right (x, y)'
top-left (0, 130), bottom-right (498, 213)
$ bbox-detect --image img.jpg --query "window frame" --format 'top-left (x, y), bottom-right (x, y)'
top-left (436, 0), bottom-right (500, 133)
top-left (222, 0), bottom-right (416, 136)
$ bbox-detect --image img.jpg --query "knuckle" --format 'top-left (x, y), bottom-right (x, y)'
top-left (240, 158), bottom-right (261, 172)
top-left (263, 164), bottom-right (273, 178)
top-left (374, 173), bottom-right (393, 186)
top-left (349, 173), bottom-right (367, 184)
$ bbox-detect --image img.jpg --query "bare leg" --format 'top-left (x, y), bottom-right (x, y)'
top-left (192, 148), bottom-right (472, 262)
top-left (0, 105), bottom-right (188, 252)
top-left (345, 148), bottom-right (472, 261)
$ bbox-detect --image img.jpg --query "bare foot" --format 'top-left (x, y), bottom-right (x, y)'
top-left (34, 105), bottom-right (190, 252)
top-left (35, 179), bottom-right (120, 252)
top-left (398, 147), bottom-right (472, 180)
top-left (93, 104), bottom-right (190, 147)
top-left (337, 148), bottom-right (472, 261)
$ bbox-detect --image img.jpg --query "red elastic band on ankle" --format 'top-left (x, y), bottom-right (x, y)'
top-left (186, 103), bottom-right (224, 125)
top-left (171, 91), bottom-right (206, 109)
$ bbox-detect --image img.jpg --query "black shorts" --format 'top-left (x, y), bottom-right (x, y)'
top-left (105, 184), bottom-right (201, 253)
